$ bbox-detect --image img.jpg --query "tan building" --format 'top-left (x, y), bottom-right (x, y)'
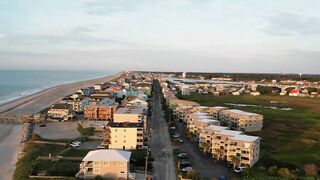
top-left (107, 122), bottom-right (144, 150)
top-left (47, 103), bottom-right (73, 120)
top-left (76, 149), bottom-right (131, 179)
top-left (84, 105), bottom-right (118, 121)
top-left (199, 125), bottom-right (260, 167)
top-left (219, 109), bottom-right (263, 132)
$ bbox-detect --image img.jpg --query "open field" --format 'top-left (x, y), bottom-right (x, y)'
top-left (180, 94), bottom-right (320, 170)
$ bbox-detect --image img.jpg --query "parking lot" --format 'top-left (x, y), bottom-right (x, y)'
top-left (34, 121), bottom-right (80, 140)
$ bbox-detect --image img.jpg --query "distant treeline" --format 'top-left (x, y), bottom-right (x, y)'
top-left (135, 71), bottom-right (320, 82)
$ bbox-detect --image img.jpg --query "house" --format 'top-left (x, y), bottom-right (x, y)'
top-left (93, 83), bottom-right (107, 91)
top-left (73, 97), bottom-right (91, 113)
top-left (77, 88), bottom-right (91, 97)
top-left (168, 98), bottom-right (200, 108)
top-left (47, 103), bottom-right (73, 120)
top-left (250, 92), bottom-right (260, 96)
top-left (90, 94), bottom-right (116, 106)
top-left (122, 96), bottom-right (148, 108)
top-left (76, 149), bottom-right (131, 179)
top-left (106, 122), bottom-right (144, 150)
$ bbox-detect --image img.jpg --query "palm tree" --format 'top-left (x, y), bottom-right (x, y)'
top-left (201, 142), bottom-right (211, 155)
top-left (214, 149), bottom-right (223, 160)
top-left (230, 155), bottom-right (241, 168)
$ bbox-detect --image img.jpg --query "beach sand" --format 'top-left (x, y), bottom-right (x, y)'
top-left (0, 72), bottom-right (123, 180)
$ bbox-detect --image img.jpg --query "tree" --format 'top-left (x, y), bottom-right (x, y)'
top-left (277, 168), bottom-right (297, 179)
top-left (214, 149), bottom-right (223, 160)
top-left (303, 163), bottom-right (319, 176)
top-left (201, 142), bottom-right (211, 155)
top-left (230, 155), bottom-right (241, 168)
top-left (186, 170), bottom-right (199, 180)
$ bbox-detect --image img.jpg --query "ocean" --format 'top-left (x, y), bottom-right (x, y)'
top-left (0, 70), bottom-right (113, 104)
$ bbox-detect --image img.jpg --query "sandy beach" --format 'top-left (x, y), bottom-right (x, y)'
top-left (0, 72), bottom-right (123, 180)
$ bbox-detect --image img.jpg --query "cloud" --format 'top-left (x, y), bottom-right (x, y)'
top-left (82, 0), bottom-right (143, 15)
top-left (264, 12), bottom-right (320, 36)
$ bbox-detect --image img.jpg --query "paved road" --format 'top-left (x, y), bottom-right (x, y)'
top-left (177, 122), bottom-right (239, 180)
top-left (150, 80), bottom-right (176, 180)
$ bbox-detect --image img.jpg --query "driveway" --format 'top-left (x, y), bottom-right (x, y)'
top-left (176, 122), bottom-right (239, 180)
top-left (149, 80), bottom-right (176, 180)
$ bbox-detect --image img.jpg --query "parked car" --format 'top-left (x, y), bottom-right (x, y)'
top-left (179, 161), bottom-right (191, 170)
top-left (39, 124), bottom-right (46, 127)
top-left (181, 167), bottom-right (193, 172)
top-left (97, 145), bottom-right (106, 149)
top-left (219, 176), bottom-right (226, 180)
top-left (234, 166), bottom-right (246, 173)
top-left (177, 152), bottom-right (188, 158)
top-left (69, 143), bottom-right (79, 148)
top-left (172, 133), bottom-right (180, 138)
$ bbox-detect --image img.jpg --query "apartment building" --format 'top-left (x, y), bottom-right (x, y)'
top-left (107, 122), bottom-right (144, 150)
top-left (187, 113), bottom-right (220, 141)
top-left (219, 109), bottom-right (263, 132)
top-left (113, 106), bottom-right (147, 130)
top-left (76, 149), bottom-right (131, 179)
top-left (84, 104), bottom-right (118, 121)
top-left (199, 125), bottom-right (260, 167)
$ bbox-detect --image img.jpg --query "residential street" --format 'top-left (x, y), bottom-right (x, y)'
top-left (150, 80), bottom-right (176, 180)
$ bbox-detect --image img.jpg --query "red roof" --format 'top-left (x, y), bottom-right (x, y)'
top-left (290, 89), bottom-right (298, 94)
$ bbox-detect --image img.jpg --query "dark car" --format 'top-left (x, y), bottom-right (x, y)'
top-left (39, 124), bottom-right (46, 127)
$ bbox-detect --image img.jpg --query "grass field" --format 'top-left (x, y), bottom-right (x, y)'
top-left (13, 142), bottom-right (88, 180)
top-left (180, 94), bottom-right (320, 170)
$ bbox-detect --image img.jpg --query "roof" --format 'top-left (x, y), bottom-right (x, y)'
top-left (222, 109), bottom-right (261, 116)
top-left (206, 125), bottom-right (228, 131)
top-left (232, 135), bottom-right (260, 142)
top-left (109, 122), bottom-right (144, 128)
top-left (115, 106), bottom-right (145, 114)
top-left (169, 99), bottom-right (200, 107)
top-left (51, 103), bottom-right (71, 109)
top-left (83, 149), bottom-right (131, 162)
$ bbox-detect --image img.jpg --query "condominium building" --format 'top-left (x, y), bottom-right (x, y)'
top-left (107, 122), bottom-right (144, 150)
top-left (84, 105), bottom-right (118, 121)
top-left (47, 103), bottom-right (73, 120)
top-left (219, 109), bottom-right (263, 132)
top-left (76, 149), bottom-right (131, 179)
top-left (113, 106), bottom-right (147, 130)
top-left (199, 125), bottom-right (260, 167)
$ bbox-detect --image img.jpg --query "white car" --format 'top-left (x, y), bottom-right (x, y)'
top-left (69, 143), bottom-right (79, 148)
top-left (182, 167), bottom-right (193, 172)
top-left (234, 166), bottom-right (246, 173)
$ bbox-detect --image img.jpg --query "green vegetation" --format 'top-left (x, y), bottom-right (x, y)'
top-left (77, 124), bottom-right (94, 136)
top-left (32, 160), bottom-right (80, 177)
top-left (180, 94), bottom-right (320, 178)
top-left (13, 142), bottom-right (88, 180)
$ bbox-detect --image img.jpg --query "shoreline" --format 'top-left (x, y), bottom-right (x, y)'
top-left (0, 71), bottom-right (124, 180)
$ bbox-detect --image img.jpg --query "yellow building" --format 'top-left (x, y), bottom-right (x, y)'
top-left (77, 149), bottom-right (131, 179)
top-left (108, 122), bottom-right (144, 150)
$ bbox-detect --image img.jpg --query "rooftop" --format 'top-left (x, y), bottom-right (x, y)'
top-left (82, 149), bottom-right (131, 162)
top-left (223, 109), bottom-right (261, 116)
top-left (232, 134), bottom-right (260, 142)
top-left (109, 122), bottom-right (144, 128)
top-left (51, 103), bottom-right (71, 109)
top-left (115, 106), bottom-right (145, 114)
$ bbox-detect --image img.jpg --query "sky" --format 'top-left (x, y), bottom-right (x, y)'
top-left (0, 0), bottom-right (320, 73)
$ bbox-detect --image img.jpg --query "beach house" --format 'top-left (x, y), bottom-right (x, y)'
top-left (76, 149), bottom-right (131, 179)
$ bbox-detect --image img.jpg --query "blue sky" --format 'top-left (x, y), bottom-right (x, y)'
top-left (0, 0), bottom-right (320, 73)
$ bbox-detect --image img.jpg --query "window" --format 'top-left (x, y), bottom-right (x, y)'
top-left (94, 168), bottom-right (100, 173)
top-left (103, 162), bottom-right (109, 166)
top-left (124, 129), bottom-right (126, 132)
top-left (94, 161), bottom-right (100, 166)
top-left (124, 140), bottom-right (126, 143)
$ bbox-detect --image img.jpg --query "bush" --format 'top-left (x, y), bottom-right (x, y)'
top-left (277, 168), bottom-right (297, 179)
top-left (303, 163), bottom-right (319, 176)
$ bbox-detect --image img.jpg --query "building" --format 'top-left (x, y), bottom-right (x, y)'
top-left (122, 96), bottom-right (148, 108)
top-left (107, 122), bottom-right (144, 150)
top-left (113, 106), bottom-right (146, 124)
top-left (219, 109), bottom-right (263, 132)
top-left (84, 105), bottom-right (118, 121)
top-left (72, 97), bottom-right (91, 113)
top-left (76, 149), bottom-right (131, 179)
top-left (93, 83), bottom-right (107, 91)
top-left (47, 103), bottom-right (73, 120)
top-left (199, 125), bottom-right (260, 168)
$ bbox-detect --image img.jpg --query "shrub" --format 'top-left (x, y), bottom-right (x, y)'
top-left (277, 168), bottom-right (297, 179)
top-left (303, 163), bottom-right (319, 176)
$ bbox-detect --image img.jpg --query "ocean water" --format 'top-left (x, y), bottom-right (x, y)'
top-left (0, 70), bottom-right (113, 104)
